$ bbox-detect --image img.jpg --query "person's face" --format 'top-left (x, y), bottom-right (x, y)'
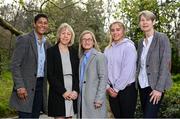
top-left (139, 15), bottom-right (155, 33)
top-left (34, 17), bottom-right (48, 36)
top-left (110, 23), bottom-right (124, 42)
top-left (59, 28), bottom-right (72, 46)
top-left (81, 33), bottom-right (94, 51)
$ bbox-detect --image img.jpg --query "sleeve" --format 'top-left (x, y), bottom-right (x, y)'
top-left (155, 34), bottom-right (172, 92)
top-left (11, 36), bottom-right (27, 90)
top-left (114, 45), bottom-right (137, 92)
top-left (94, 53), bottom-right (108, 103)
top-left (72, 49), bottom-right (80, 93)
top-left (103, 49), bottom-right (111, 89)
top-left (47, 48), bottom-right (66, 95)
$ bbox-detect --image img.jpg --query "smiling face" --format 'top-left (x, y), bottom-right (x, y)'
top-left (59, 28), bottom-right (72, 46)
top-left (139, 14), bottom-right (155, 33)
top-left (110, 23), bottom-right (125, 43)
top-left (34, 17), bottom-right (48, 38)
top-left (81, 33), bottom-right (94, 52)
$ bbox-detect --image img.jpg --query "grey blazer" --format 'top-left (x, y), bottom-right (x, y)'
top-left (136, 31), bottom-right (172, 92)
top-left (9, 31), bottom-right (51, 113)
top-left (77, 48), bottom-right (108, 118)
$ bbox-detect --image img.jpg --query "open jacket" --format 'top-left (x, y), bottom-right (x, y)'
top-left (136, 31), bottom-right (172, 92)
top-left (10, 31), bottom-right (51, 113)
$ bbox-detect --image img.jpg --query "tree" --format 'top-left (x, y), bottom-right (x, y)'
top-left (0, 0), bottom-right (107, 75)
top-left (113, 0), bottom-right (180, 74)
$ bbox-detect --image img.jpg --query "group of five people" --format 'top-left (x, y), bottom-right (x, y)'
top-left (10, 10), bottom-right (172, 118)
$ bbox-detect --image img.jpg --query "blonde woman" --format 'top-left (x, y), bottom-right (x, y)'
top-left (47, 23), bottom-right (79, 118)
top-left (104, 21), bottom-right (137, 118)
top-left (78, 30), bottom-right (107, 118)
top-left (137, 10), bottom-right (172, 118)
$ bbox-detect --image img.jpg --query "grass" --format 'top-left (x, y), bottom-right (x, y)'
top-left (0, 71), bottom-right (16, 117)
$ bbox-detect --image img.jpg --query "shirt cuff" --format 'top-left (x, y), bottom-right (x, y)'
top-left (113, 88), bottom-right (119, 93)
top-left (106, 84), bottom-right (110, 89)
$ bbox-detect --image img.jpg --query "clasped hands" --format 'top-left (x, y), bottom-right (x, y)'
top-left (106, 87), bottom-right (118, 98)
top-left (63, 91), bottom-right (78, 100)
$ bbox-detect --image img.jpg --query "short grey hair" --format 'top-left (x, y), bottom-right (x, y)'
top-left (138, 10), bottom-right (156, 22)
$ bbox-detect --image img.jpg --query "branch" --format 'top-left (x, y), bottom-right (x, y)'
top-left (0, 16), bottom-right (23, 36)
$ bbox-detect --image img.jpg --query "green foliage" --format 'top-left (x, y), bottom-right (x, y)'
top-left (0, 49), bottom-right (11, 76)
top-left (172, 74), bottom-right (180, 83)
top-left (159, 82), bottom-right (180, 117)
top-left (114, 0), bottom-right (180, 74)
top-left (0, 71), bottom-right (16, 117)
top-left (43, 0), bottom-right (106, 46)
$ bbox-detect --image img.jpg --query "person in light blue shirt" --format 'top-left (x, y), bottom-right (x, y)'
top-left (10, 13), bottom-right (51, 118)
top-left (104, 21), bottom-right (137, 118)
top-left (77, 30), bottom-right (107, 118)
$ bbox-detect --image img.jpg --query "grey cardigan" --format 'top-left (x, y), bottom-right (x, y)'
top-left (136, 31), bottom-right (172, 92)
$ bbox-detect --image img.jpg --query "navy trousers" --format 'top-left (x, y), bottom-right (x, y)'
top-left (18, 77), bottom-right (44, 118)
top-left (139, 86), bottom-right (164, 118)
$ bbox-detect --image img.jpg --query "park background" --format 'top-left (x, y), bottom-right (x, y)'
top-left (0, 0), bottom-right (179, 118)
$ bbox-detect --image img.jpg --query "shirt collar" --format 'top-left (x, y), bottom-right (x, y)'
top-left (34, 30), bottom-right (46, 44)
top-left (84, 48), bottom-right (93, 58)
top-left (143, 35), bottom-right (153, 47)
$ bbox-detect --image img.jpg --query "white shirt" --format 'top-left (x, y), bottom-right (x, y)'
top-left (138, 35), bottom-right (153, 88)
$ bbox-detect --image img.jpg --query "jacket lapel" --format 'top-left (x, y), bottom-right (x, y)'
top-left (84, 49), bottom-right (97, 79)
top-left (54, 43), bottom-right (63, 71)
top-left (29, 31), bottom-right (38, 62)
top-left (146, 31), bottom-right (158, 63)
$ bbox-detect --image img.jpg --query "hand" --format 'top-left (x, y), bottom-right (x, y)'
top-left (94, 101), bottom-right (102, 109)
top-left (69, 91), bottom-right (78, 100)
top-left (17, 88), bottom-right (28, 101)
top-left (149, 90), bottom-right (162, 104)
top-left (106, 87), bottom-right (118, 98)
top-left (63, 91), bottom-right (71, 100)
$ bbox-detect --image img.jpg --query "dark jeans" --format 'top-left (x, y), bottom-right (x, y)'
top-left (139, 86), bottom-right (164, 118)
top-left (109, 82), bottom-right (137, 118)
top-left (18, 77), bottom-right (44, 118)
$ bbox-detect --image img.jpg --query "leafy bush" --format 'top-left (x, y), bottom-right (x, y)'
top-left (159, 82), bottom-right (180, 117)
top-left (0, 71), bottom-right (16, 117)
top-left (172, 74), bottom-right (180, 83)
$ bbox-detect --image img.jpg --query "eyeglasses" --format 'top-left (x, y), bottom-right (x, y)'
top-left (82, 38), bottom-right (93, 42)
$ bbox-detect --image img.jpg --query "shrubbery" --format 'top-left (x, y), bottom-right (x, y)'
top-left (159, 75), bottom-right (180, 117)
top-left (0, 71), bottom-right (16, 117)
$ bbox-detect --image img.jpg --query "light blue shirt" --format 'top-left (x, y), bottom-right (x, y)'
top-left (34, 31), bottom-right (46, 78)
top-left (138, 35), bottom-right (153, 88)
top-left (80, 48), bottom-right (92, 90)
top-left (104, 38), bottom-right (137, 92)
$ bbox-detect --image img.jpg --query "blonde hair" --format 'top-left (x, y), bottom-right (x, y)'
top-left (138, 10), bottom-right (156, 22)
top-left (56, 23), bottom-right (75, 46)
top-left (78, 30), bottom-right (100, 58)
top-left (106, 21), bottom-right (126, 48)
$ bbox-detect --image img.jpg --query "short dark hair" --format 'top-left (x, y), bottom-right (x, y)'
top-left (34, 13), bottom-right (48, 23)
